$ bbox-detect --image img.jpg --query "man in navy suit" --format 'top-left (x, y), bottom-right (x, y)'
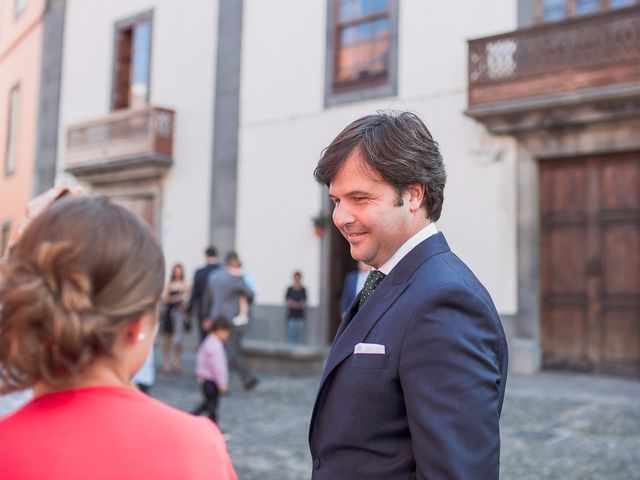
top-left (309, 112), bottom-right (508, 479)
top-left (339, 261), bottom-right (368, 318)
top-left (188, 246), bottom-right (220, 342)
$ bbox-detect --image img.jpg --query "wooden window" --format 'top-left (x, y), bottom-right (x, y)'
top-left (4, 85), bottom-right (19, 176)
top-left (112, 11), bottom-right (152, 110)
top-left (334, 0), bottom-right (390, 88)
top-left (14, 0), bottom-right (26, 17)
top-left (576, 0), bottom-right (601, 15)
top-left (543, 0), bottom-right (568, 21)
top-left (610, 0), bottom-right (635, 6)
top-left (1, 221), bottom-right (11, 257)
top-left (539, 0), bottom-right (638, 22)
top-left (326, 0), bottom-right (398, 106)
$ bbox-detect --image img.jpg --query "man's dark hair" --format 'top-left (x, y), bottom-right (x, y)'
top-left (314, 111), bottom-right (446, 221)
top-left (211, 315), bottom-right (233, 332)
top-left (205, 246), bottom-right (217, 258)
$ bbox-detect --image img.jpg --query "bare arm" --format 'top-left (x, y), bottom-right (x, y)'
top-left (238, 294), bottom-right (249, 316)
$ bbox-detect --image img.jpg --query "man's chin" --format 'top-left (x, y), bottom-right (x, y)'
top-left (349, 248), bottom-right (369, 265)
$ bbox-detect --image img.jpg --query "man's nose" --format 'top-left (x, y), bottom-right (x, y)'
top-left (332, 202), bottom-right (355, 229)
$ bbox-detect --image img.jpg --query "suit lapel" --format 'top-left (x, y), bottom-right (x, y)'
top-left (319, 278), bottom-right (409, 388)
top-left (333, 293), bottom-right (361, 342)
top-left (310, 233), bottom-right (452, 442)
top-left (317, 232), bottom-right (452, 392)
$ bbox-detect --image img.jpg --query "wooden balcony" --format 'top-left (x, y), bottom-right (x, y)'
top-left (466, 6), bottom-right (640, 133)
top-left (66, 106), bottom-right (174, 184)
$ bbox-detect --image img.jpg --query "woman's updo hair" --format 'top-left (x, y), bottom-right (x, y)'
top-left (0, 196), bottom-right (164, 393)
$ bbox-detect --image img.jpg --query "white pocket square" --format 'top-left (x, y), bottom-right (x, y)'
top-left (354, 343), bottom-right (385, 354)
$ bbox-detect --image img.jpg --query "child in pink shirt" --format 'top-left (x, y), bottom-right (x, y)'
top-left (192, 316), bottom-right (232, 423)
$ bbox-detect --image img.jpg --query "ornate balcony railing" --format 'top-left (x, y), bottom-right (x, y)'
top-left (468, 6), bottom-right (640, 107)
top-left (66, 106), bottom-right (174, 170)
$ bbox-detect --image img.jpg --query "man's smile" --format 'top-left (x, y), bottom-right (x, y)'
top-left (343, 229), bottom-right (368, 242)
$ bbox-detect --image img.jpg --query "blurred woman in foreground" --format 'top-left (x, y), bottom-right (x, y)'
top-left (0, 196), bottom-right (236, 480)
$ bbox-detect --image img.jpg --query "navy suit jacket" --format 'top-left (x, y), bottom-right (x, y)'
top-left (309, 233), bottom-right (508, 479)
top-left (339, 270), bottom-right (360, 316)
top-left (188, 263), bottom-right (220, 320)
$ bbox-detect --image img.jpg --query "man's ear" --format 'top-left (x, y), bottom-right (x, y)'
top-left (405, 184), bottom-right (425, 212)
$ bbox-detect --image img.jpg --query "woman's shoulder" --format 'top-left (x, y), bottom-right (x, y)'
top-left (139, 395), bottom-right (229, 458)
top-left (0, 387), bottom-right (235, 479)
top-left (0, 387), bottom-right (211, 433)
top-left (129, 389), bottom-right (208, 424)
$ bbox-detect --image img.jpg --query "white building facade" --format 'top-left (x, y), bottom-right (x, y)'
top-left (55, 0), bottom-right (220, 273)
top-left (52, 0), bottom-right (640, 376)
top-left (236, 0), bottom-right (520, 367)
top-left (53, 0), bottom-right (521, 370)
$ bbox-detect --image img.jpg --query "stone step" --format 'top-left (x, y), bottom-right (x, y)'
top-left (242, 339), bottom-right (328, 376)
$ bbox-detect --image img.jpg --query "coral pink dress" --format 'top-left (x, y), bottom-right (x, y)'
top-left (0, 385), bottom-right (237, 480)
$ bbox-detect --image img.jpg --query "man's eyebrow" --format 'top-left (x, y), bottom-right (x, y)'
top-left (329, 190), bottom-right (371, 200)
top-left (346, 190), bottom-right (371, 197)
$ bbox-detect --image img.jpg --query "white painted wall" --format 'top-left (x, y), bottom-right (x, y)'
top-left (56, 0), bottom-right (218, 280)
top-left (241, 0), bottom-right (326, 123)
top-left (238, 0), bottom-right (518, 314)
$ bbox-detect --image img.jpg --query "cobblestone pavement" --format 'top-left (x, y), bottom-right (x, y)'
top-left (2, 352), bottom-right (639, 480)
top-left (500, 373), bottom-right (640, 480)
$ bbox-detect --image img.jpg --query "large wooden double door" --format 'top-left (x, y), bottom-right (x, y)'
top-left (540, 152), bottom-right (640, 377)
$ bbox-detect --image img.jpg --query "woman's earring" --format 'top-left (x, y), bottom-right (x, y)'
top-left (138, 332), bottom-right (147, 342)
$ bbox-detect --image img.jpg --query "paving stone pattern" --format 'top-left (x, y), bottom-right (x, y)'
top-left (2, 352), bottom-right (639, 479)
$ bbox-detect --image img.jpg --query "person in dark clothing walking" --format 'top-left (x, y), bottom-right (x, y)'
top-left (189, 246), bottom-right (221, 342)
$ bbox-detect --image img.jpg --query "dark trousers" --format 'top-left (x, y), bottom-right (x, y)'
top-left (191, 380), bottom-right (220, 423)
top-left (226, 327), bottom-right (257, 388)
top-left (198, 317), bottom-right (208, 344)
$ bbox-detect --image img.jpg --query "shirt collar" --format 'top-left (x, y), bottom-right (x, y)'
top-left (377, 222), bottom-right (438, 276)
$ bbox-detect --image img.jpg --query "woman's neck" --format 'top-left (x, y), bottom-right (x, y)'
top-left (33, 358), bottom-right (131, 397)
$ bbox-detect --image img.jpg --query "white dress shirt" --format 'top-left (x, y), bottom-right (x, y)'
top-left (378, 222), bottom-right (439, 276)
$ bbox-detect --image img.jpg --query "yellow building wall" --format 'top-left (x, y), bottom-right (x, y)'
top-left (0, 0), bottom-right (45, 251)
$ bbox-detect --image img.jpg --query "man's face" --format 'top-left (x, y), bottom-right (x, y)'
top-left (329, 151), bottom-right (419, 269)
